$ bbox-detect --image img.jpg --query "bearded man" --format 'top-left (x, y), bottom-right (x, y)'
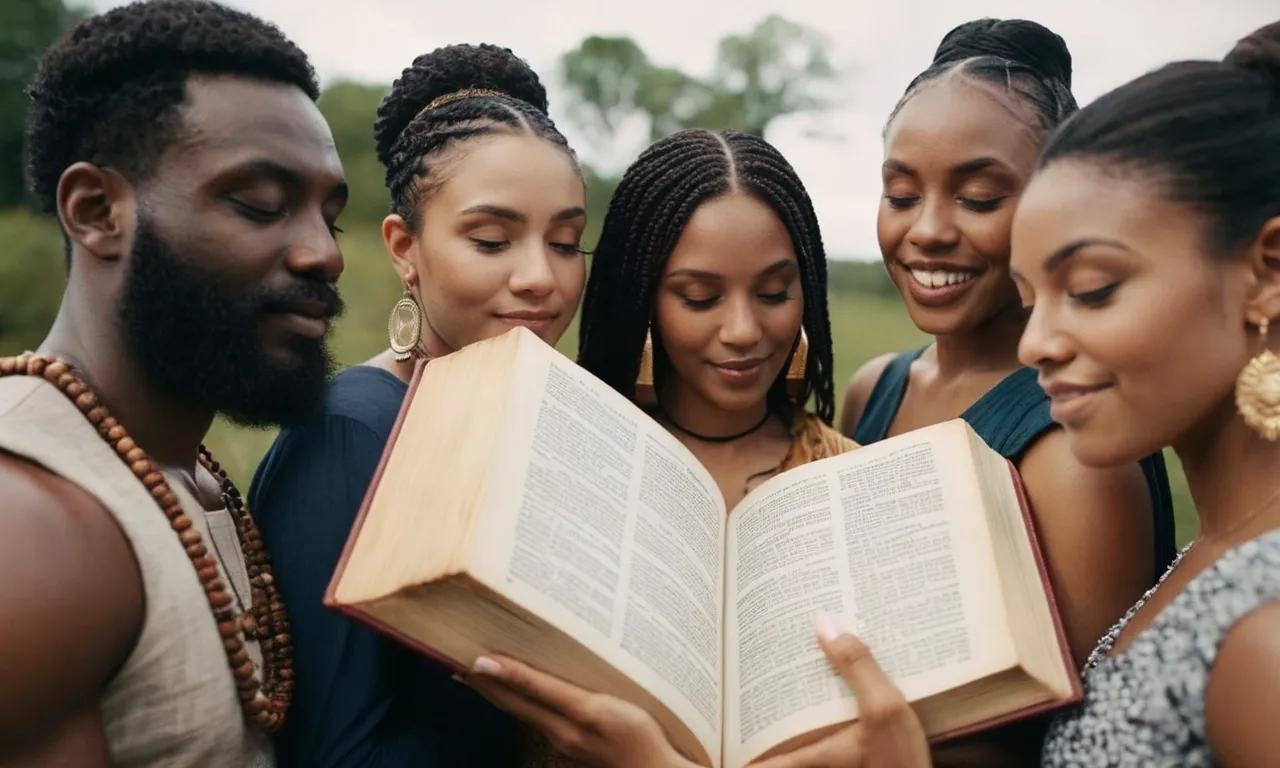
top-left (0, 1), bottom-right (348, 765)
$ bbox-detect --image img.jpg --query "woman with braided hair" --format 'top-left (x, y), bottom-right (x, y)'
top-left (578, 128), bottom-right (853, 508)
top-left (457, 127), bottom-right (856, 766)
top-left (591, 129), bottom-right (855, 504)
top-left (837, 18), bottom-right (1176, 764)
top-left (248, 43), bottom-right (591, 767)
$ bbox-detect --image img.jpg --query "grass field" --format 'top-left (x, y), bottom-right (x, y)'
top-left (0, 214), bottom-right (1197, 545)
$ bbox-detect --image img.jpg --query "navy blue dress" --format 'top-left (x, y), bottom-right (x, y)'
top-left (852, 346), bottom-right (1177, 579)
top-left (249, 365), bottom-right (522, 768)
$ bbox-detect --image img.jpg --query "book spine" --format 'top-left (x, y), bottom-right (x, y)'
top-left (322, 358), bottom-right (428, 610)
top-left (328, 601), bottom-right (468, 675)
top-left (1006, 459), bottom-right (1081, 700)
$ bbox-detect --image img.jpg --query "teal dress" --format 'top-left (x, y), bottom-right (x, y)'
top-left (852, 346), bottom-right (1177, 579)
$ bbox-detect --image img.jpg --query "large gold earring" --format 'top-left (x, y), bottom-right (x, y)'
top-left (1236, 317), bottom-right (1280, 440)
top-left (635, 328), bottom-right (656, 406)
top-left (786, 327), bottom-right (809, 397)
top-left (388, 288), bottom-right (423, 362)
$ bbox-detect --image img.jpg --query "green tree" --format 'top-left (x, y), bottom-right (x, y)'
top-left (317, 81), bottom-right (390, 226)
top-left (558, 15), bottom-right (842, 249)
top-left (559, 15), bottom-right (839, 146)
top-left (695, 15), bottom-right (839, 137)
top-left (0, 209), bottom-right (65, 354)
top-left (559, 36), bottom-right (704, 146)
top-left (0, 0), bottom-right (86, 356)
top-left (0, 0), bottom-right (87, 209)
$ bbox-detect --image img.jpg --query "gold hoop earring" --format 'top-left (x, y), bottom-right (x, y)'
top-left (635, 328), bottom-right (656, 405)
top-left (1236, 316), bottom-right (1280, 440)
top-left (388, 288), bottom-right (423, 362)
top-left (786, 327), bottom-right (809, 397)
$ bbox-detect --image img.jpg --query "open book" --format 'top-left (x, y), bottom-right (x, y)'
top-left (325, 327), bottom-right (1081, 768)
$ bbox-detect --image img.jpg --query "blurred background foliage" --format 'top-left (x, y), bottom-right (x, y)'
top-left (0, 0), bottom-right (1196, 543)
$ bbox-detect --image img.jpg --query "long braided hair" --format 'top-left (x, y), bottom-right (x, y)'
top-left (373, 43), bottom-right (580, 231)
top-left (577, 128), bottom-right (837, 425)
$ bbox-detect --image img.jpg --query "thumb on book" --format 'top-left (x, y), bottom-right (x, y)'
top-left (813, 613), bottom-right (909, 725)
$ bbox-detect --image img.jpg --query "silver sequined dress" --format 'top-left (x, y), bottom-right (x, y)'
top-left (1042, 528), bottom-right (1280, 767)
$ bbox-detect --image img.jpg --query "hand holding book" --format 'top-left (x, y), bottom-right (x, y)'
top-left (327, 329), bottom-right (1080, 768)
top-left (461, 612), bottom-right (933, 768)
top-left (749, 614), bottom-right (931, 768)
top-left (462, 654), bottom-right (701, 768)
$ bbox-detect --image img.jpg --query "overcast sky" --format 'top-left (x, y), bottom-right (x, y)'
top-left (89, 0), bottom-right (1280, 259)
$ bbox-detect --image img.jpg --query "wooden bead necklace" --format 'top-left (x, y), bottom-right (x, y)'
top-left (0, 352), bottom-right (292, 731)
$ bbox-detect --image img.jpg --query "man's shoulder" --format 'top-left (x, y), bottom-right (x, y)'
top-left (0, 451), bottom-right (143, 603)
top-left (0, 452), bottom-right (143, 745)
top-left (0, 372), bottom-right (56, 420)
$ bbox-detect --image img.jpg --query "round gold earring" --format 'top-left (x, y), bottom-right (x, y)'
top-left (1235, 317), bottom-right (1280, 440)
top-left (388, 288), bottom-right (423, 362)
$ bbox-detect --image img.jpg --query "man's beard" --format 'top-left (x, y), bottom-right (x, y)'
top-left (118, 221), bottom-right (343, 428)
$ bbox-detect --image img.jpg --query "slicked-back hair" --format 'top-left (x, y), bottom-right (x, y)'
top-left (1039, 21), bottom-right (1280, 254)
top-left (887, 18), bottom-right (1077, 134)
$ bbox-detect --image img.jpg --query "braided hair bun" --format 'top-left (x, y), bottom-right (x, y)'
top-left (371, 43), bottom-right (575, 230)
top-left (374, 43), bottom-right (549, 170)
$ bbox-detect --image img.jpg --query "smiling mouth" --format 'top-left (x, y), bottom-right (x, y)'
top-left (708, 359), bottom-right (770, 390)
top-left (1040, 380), bottom-right (1114, 424)
top-left (1048, 384), bottom-right (1112, 403)
top-left (908, 268), bottom-right (979, 288)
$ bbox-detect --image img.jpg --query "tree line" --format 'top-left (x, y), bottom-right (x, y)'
top-left (0, 0), bottom-right (896, 355)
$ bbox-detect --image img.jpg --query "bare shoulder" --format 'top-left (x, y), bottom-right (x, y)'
top-left (1206, 600), bottom-right (1280, 766)
top-left (1019, 429), bottom-right (1154, 508)
top-left (0, 451), bottom-right (142, 756)
top-left (838, 352), bottom-right (899, 436)
top-left (1018, 431), bottom-right (1156, 667)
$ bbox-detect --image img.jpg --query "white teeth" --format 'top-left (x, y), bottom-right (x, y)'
top-left (910, 269), bottom-right (975, 289)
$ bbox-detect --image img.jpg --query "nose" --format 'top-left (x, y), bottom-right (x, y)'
top-left (284, 217), bottom-right (344, 283)
top-left (508, 241), bottom-right (556, 298)
top-left (906, 196), bottom-right (961, 253)
top-left (719, 296), bottom-right (764, 349)
top-left (1017, 303), bottom-right (1074, 371)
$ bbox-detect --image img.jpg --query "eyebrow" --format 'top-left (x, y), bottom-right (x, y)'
top-left (951, 156), bottom-right (1007, 176)
top-left (882, 156), bottom-right (1011, 179)
top-left (667, 258), bottom-right (797, 281)
top-left (1043, 237), bottom-right (1135, 272)
top-left (226, 158), bottom-right (348, 200)
top-left (882, 159), bottom-right (916, 177)
top-left (459, 204), bottom-right (587, 223)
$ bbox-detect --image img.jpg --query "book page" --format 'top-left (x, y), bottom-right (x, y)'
top-left (722, 427), bottom-right (1012, 768)
top-left (470, 342), bottom-right (727, 761)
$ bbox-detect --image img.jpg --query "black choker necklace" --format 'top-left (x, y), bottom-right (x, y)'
top-left (656, 402), bottom-right (772, 443)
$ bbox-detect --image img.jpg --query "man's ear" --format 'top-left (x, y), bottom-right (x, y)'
top-left (56, 163), bottom-right (136, 263)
